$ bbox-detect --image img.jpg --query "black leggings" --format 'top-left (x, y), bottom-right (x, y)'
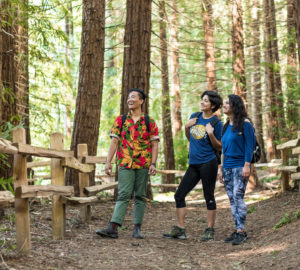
top-left (175, 158), bottom-right (218, 210)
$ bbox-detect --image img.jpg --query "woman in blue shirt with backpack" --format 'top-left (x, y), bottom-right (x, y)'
top-left (218, 94), bottom-right (255, 245)
top-left (163, 91), bottom-right (223, 241)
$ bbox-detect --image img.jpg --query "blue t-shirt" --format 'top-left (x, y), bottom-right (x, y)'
top-left (189, 113), bottom-right (223, 165)
top-left (222, 121), bottom-right (255, 169)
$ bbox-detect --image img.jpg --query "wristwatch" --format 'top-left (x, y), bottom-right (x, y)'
top-left (151, 163), bottom-right (156, 167)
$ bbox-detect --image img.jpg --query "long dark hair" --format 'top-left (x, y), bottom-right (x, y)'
top-left (228, 94), bottom-right (248, 131)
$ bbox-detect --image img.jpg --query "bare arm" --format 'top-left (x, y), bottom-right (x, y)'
top-left (149, 140), bottom-right (159, 175)
top-left (184, 118), bottom-right (197, 141)
top-left (105, 137), bottom-right (118, 175)
top-left (206, 123), bottom-right (222, 151)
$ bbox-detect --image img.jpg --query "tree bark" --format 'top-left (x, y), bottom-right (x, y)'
top-left (202, 0), bottom-right (217, 92)
top-left (170, 0), bottom-right (183, 136)
top-left (286, 0), bottom-right (298, 136)
top-left (0, 0), bottom-right (2, 125)
top-left (121, 0), bottom-right (152, 115)
top-left (250, 0), bottom-right (267, 162)
top-left (66, 0), bottom-right (105, 195)
top-left (159, 0), bottom-right (176, 191)
top-left (263, 0), bottom-right (284, 159)
top-left (0, 0), bottom-right (30, 179)
top-left (294, 0), bottom-right (300, 64)
top-left (64, 1), bottom-right (74, 139)
top-left (231, 0), bottom-right (247, 100)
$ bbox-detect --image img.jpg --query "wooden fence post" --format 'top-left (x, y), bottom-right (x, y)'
top-left (51, 132), bottom-right (65, 239)
top-left (13, 128), bottom-right (30, 254)
top-left (281, 149), bottom-right (289, 192)
top-left (78, 144), bottom-right (91, 222)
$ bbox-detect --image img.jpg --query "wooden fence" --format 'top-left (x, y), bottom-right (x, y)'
top-left (0, 128), bottom-right (117, 254)
top-left (276, 131), bottom-right (300, 192)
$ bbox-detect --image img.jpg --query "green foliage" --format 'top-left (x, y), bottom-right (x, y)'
top-left (247, 206), bottom-right (257, 214)
top-left (273, 210), bottom-right (300, 230)
top-left (173, 131), bottom-right (188, 170)
top-left (259, 175), bottom-right (280, 184)
top-left (0, 177), bottom-right (14, 194)
top-left (270, 250), bottom-right (280, 258)
top-left (273, 212), bottom-right (292, 229)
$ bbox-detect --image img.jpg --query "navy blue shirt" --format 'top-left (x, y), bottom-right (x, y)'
top-left (189, 113), bottom-right (223, 165)
top-left (222, 121), bottom-right (255, 169)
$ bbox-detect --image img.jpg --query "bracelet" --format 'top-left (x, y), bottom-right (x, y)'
top-left (151, 163), bottom-right (156, 167)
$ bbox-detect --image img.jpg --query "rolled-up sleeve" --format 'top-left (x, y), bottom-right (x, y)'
top-left (110, 115), bottom-right (122, 140)
top-left (149, 117), bottom-right (160, 142)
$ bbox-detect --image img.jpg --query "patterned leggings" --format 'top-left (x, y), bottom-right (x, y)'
top-left (223, 167), bottom-right (249, 231)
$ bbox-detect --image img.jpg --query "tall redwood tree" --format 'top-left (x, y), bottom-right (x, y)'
top-left (121, 0), bottom-right (152, 115)
top-left (66, 0), bottom-right (105, 193)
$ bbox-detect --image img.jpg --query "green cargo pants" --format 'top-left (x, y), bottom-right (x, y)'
top-left (111, 167), bottom-right (149, 225)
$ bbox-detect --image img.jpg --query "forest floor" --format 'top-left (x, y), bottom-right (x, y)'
top-left (1, 181), bottom-right (300, 270)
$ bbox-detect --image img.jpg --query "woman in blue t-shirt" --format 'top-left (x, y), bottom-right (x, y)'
top-left (218, 94), bottom-right (255, 245)
top-left (163, 91), bottom-right (223, 241)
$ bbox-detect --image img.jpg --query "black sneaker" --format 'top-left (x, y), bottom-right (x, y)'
top-left (132, 225), bottom-right (144, 239)
top-left (163, 225), bottom-right (187, 240)
top-left (224, 231), bottom-right (237, 243)
top-left (201, 227), bottom-right (214, 242)
top-left (96, 223), bottom-right (118, 238)
top-left (232, 231), bottom-right (248, 245)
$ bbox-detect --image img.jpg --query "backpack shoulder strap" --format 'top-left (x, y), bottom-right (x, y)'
top-left (145, 114), bottom-right (150, 133)
top-left (241, 120), bottom-right (255, 141)
top-left (121, 114), bottom-right (127, 132)
top-left (222, 120), bottom-right (230, 136)
top-left (210, 116), bottom-right (220, 127)
top-left (194, 112), bottom-right (202, 119)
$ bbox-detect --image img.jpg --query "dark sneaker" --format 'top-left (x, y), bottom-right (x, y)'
top-left (163, 225), bottom-right (187, 240)
top-left (232, 231), bottom-right (248, 245)
top-left (201, 227), bottom-right (214, 242)
top-left (96, 228), bottom-right (118, 238)
top-left (96, 223), bottom-right (118, 238)
top-left (224, 231), bottom-right (237, 243)
top-left (133, 225), bottom-right (144, 239)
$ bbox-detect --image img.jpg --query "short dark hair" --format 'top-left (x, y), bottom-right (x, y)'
top-left (201, 90), bottom-right (223, 112)
top-left (129, 88), bottom-right (147, 100)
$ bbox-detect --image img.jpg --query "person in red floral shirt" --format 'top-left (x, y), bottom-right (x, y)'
top-left (96, 88), bottom-right (159, 239)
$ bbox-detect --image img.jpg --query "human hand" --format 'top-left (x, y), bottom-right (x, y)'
top-left (242, 164), bottom-right (250, 179)
top-left (105, 162), bottom-right (112, 175)
top-left (206, 123), bottom-right (214, 135)
top-left (185, 118), bottom-right (197, 129)
top-left (148, 164), bottom-right (156, 175)
top-left (217, 167), bottom-right (224, 184)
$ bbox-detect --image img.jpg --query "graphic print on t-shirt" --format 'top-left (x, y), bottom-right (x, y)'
top-left (190, 124), bottom-right (206, 140)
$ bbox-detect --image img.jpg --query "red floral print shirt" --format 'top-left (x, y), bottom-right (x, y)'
top-left (110, 113), bottom-right (159, 169)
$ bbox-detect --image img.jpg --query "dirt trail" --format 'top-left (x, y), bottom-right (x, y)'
top-left (1, 188), bottom-right (300, 270)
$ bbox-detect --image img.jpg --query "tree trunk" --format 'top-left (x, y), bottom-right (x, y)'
top-left (159, 0), bottom-right (176, 191)
top-left (121, 0), bottom-right (152, 115)
top-left (286, 0), bottom-right (298, 136)
top-left (263, 0), bottom-right (284, 159)
top-left (231, 0), bottom-right (247, 100)
top-left (250, 0), bottom-right (267, 162)
top-left (294, 0), bottom-right (300, 65)
top-left (202, 0), bottom-right (217, 92)
top-left (0, 0), bottom-right (2, 125)
top-left (64, 2), bottom-right (73, 139)
top-left (170, 0), bottom-right (183, 136)
top-left (1, 1), bottom-right (30, 179)
top-left (66, 0), bottom-right (105, 195)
